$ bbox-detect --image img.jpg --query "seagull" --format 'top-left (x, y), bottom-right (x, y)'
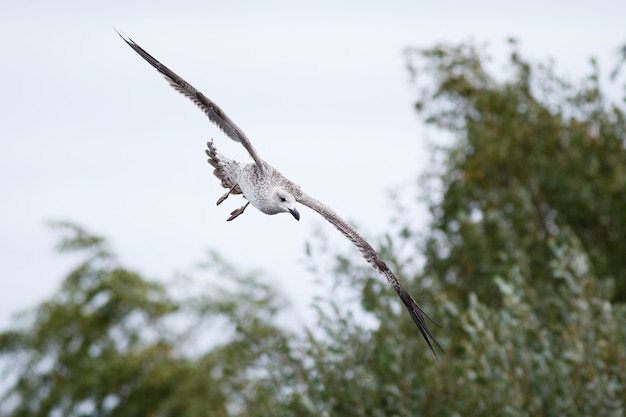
top-left (118, 32), bottom-right (442, 357)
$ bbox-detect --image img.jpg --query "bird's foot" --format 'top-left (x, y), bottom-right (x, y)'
top-left (217, 184), bottom-right (238, 205)
top-left (226, 202), bottom-right (250, 221)
top-left (216, 192), bottom-right (230, 205)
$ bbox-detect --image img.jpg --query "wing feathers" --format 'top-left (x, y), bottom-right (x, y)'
top-left (297, 193), bottom-right (442, 358)
top-left (117, 31), bottom-right (265, 170)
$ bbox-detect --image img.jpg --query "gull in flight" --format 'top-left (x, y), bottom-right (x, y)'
top-left (118, 32), bottom-right (442, 357)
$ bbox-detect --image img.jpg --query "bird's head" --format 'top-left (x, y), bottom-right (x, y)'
top-left (273, 189), bottom-right (300, 221)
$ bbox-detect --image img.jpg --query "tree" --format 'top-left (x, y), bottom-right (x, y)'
top-left (0, 222), bottom-right (298, 416)
top-left (407, 39), bottom-right (626, 305)
top-left (0, 222), bottom-right (183, 416)
top-left (402, 39), bottom-right (626, 415)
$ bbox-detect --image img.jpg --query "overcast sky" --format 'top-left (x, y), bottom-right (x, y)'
top-left (1, 0), bottom-right (624, 330)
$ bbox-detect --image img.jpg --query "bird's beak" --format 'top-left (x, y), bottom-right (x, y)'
top-left (289, 208), bottom-right (300, 221)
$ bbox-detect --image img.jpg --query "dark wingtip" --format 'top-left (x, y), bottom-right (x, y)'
top-left (396, 285), bottom-right (444, 360)
top-left (114, 28), bottom-right (132, 45)
top-left (115, 30), bottom-right (163, 74)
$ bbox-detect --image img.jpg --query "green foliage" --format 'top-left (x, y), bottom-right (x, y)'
top-left (422, 228), bottom-right (626, 416)
top-left (402, 39), bottom-right (626, 415)
top-left (0, 224), bottom-right (298, 417)
top-left (0, 223), bottom-right (181, 417)
top-left (406, 40), bottom-right (626, 305)
top-left (2, 40), bottom-right (626, 416)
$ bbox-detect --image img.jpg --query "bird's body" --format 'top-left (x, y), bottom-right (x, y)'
top-left (206, 141), bottom-right (301, 219)
top-left (119, 32), bottom-right (442, 357)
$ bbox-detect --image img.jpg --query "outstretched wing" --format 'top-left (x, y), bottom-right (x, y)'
top-left (117, 31), bottom-right (265, 170)
top-left (296, 192), bottom-right (443, 358)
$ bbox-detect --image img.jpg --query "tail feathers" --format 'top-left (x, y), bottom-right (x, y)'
top-left (205, 141), bottom-right (241, 192)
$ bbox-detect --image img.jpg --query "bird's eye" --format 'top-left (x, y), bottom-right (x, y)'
top-left (280, 197), bottom-right (287, 202)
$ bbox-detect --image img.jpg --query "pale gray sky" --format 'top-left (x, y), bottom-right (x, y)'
top-left (1, 0), bottom-right (624, 330)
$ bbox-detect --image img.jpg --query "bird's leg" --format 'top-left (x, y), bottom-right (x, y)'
top-left (216, 184), bottom-right (238, 206)
top-left (227, 202), bottom-right (250, 222)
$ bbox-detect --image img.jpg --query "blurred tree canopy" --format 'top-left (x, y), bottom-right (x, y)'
top-left (1, 41), bottom-right (626, 416)
top-left (409, 40), bottom-right (626, 305)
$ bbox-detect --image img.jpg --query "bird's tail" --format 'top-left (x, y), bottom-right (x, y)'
top-left (205, 140), bottom-right (241, 192)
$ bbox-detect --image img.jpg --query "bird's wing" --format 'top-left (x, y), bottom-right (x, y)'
top-left (297, 192), bottom-right (442, 358)
top-left (117, 31), bottom-right (265, 170)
